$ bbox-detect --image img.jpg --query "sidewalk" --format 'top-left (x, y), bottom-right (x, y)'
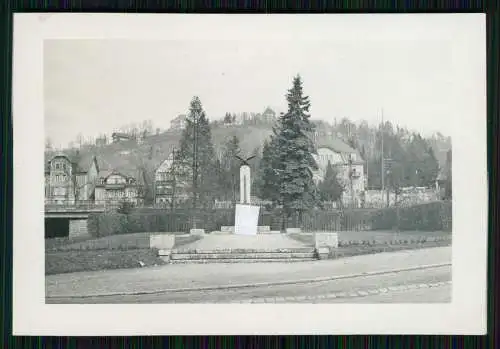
top-left (46, 246), bottom-right (451, 298)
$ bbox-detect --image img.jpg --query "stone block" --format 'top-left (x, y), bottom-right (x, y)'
top-left (190, 228), bottom-right (206, 236)
top-left (259, 230), bottom-right (281, 234)
top-left (69, 219), bottom-right (89, 238)
top-left (316, 246), bottom-right (330, 260)
top-left (286, 228), bottom-right (302, 234)
top-left (257, 226), bottom-right (271, 232)
top-left (220, 226), bottom-right (235, 232)
top-left (234, 204), bottom-right (259, 235)
top-left (149, 234), bottom-right (175, 250)
top-left (314, 232), bottom-right (339, 249)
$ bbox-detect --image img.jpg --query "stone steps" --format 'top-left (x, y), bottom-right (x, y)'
top-left (170, 252), bottom-right (316, 260)
top-left (167, 246), bottom-right (317, 264)
top-left (172, 247), bottom-right (315, 254)
top-left (220, 226), bottom-right (273, 233)
top-left (169, 258), bottom-right (318, 264)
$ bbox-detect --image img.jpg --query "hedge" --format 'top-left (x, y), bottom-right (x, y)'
top-left (87, 202), bottom-right (452, 237)
top-left (370, 201), bottom-right (452, 232)
top-left (88, 213), bottom-right (128, 237)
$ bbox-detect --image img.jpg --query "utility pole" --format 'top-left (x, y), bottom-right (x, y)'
top-left (192, 112), bottom-right (198, 229)
top-left (170, 148), bottom-right (177, 213)
top-left (380, 109), bottom-right (385, 204)
top-left (349, 155), bottom-right (355, 208)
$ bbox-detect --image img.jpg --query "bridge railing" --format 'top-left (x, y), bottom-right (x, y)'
top-left (44, 200), bottom-right (106, 211)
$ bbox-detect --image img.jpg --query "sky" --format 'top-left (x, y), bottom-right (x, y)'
top-left (43, 15), bottom-right (485, 148)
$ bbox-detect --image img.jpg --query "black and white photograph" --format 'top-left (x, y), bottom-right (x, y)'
top-left (13, 14), bottom-right (487, 335)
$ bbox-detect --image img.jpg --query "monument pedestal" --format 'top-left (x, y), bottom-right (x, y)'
top-left (234, 204), bottom-right (260, 235)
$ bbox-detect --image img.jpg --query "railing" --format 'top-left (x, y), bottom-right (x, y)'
top-left (45, 200), bottom-right (106, 211)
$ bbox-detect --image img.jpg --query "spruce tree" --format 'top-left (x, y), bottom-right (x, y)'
top-left (257, 134), bottom-right (282, 205)
top-left (318, 161), bottom-right (344, 204)
top-left (176, 96), bottom-right (217, 212)
top-left (222, 135), bottom-right (242, 202)
top-left (276, 75), bottom-right (319, 224)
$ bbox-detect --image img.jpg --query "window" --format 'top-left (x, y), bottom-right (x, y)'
top-left (55, 163), bottom-right (60, 170)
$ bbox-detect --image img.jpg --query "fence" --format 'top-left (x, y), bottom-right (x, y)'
top-left (87, 200), bottom-right (452, 237)
top-left (45, 200), bottom-right (106, 211)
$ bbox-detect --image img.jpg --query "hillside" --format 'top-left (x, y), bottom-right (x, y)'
top-left (44, 120), bottom-right (451, 179)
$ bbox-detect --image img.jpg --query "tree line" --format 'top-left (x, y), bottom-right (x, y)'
top-left (166, 75), bottom-right (450, 224)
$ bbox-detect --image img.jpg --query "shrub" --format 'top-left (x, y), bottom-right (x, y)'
top-left (370, 201), bottom-right (452, 231)
top-left (88, 213), bottom-right (127, 237)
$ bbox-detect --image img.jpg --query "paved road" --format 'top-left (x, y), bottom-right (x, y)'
top-left (46, 247), bottom-right (451, 299)
top-left (47, 264), bottom-right (451, 304)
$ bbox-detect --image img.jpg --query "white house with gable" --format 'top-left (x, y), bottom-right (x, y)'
top-left (311, 134), bottom-right (366, 207)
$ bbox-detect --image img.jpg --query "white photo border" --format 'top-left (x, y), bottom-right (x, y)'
top-left (12, 13), bottom-right (487, 335)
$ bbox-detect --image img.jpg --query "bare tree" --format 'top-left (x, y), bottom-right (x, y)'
top-left (45, 137), bottom-right (53, 151)
top-left (75, 133), bottom-right (84, 149)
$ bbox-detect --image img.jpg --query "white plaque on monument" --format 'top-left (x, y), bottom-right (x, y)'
top-left (234, 204), bottom-right (260, 235)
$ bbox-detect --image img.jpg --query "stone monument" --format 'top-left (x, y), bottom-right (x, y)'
top-left (234, 155), bottom-right (260, 235)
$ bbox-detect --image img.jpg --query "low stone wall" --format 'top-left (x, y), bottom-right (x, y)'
top-left (69, 219), bottom-right (89, 238)
top-left (150, 234), bottom-right (176, 262)
top-left (313, 232), bottom-right (339, 260)
top-left (149, 234), bottom-right (176, 249)
top-left (190, 228), bottom-right (206, 236)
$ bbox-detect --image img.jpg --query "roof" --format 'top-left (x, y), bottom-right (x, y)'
top-left (112, 132), bottom-right (132, 138)
top-left (263, 107), bottom-right (276, 115)
top-left (44, 151), bottom-right (98, 174)
top-left (314, 135), bottom-right (357, 154)
top-left (171, 114), bottom-right (187, 122)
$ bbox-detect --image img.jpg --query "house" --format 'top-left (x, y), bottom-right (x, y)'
top-left (170, 114), bottom-right (187, 130)
top-left (262, 107), bottom-right (276, 123)
top-left (436, 149), bottom-right (452, 199)
top-left (154, 151), bottom-right (190, 205)
top-left (44, 152), bottom-right (99, 205)
top-left (94, 169), bottom-right (143, 206)
top-left (112, 132), bottom-right (132, 143)
top-left (311, 134), bottom-right (365, 206)
top-left (95, 136), bottom-right (108, 147)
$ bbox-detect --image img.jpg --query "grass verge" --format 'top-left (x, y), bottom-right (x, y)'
top-left (327, 239), bottom-right (451, 260)
top-left (46, 249), bottom-right (166, 275)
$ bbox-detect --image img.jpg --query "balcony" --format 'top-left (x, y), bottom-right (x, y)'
top-left (105, 183), bottom-right (126, 189)
top-left (45, 199), bottom-right (106, 212)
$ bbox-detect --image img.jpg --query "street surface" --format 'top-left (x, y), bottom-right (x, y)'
top-left (47, 265), bottom-right (451, 303)
top-left (46, 247), bottom-right (451, 304)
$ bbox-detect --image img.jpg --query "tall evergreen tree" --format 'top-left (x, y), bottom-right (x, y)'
top-left (221, 135), bottom-right (242, 202)
top-left (257, 135), bottom-right (281, 204)
top-left (176, 96), bottom-right (217, 211)
top-left (444, 149), bottom-right (452, 199)
top-left (276, 75), bottom-right (319, 222)
top-left (318, 161), bottom-right (344, 203)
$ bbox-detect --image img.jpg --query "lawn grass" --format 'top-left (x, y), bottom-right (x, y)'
top-left (46, 249), bottom-right (165, 275)
top-left (45, 232), bottom-right (199, 252)
top-left (45, 232), bottom-right (203, 275)
top-left (288, 230), bottom-right (452, 246)
top-left (326, 239), bottom-right (451, 260)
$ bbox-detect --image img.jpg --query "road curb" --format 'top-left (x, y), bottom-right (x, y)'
top-left (46, 262), bottom-right (451, 300)
top-left (237, 280), bottom-right (452, 303)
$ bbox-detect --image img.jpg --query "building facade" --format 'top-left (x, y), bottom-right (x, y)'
top-left (94, 171), bottom-right (142, 206)
top-left (262, 107), bottom-right (277, 123)
top-left (154, 153), bottom-right (189, 206)
top-left (170, 114), bottom-right (187, 130)
top-left (111, 132), bottom-right (133, 143)
top-left (44, 153), bottom-right (99, 205)
top-left (311, 135), bottom-right (366, 207)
